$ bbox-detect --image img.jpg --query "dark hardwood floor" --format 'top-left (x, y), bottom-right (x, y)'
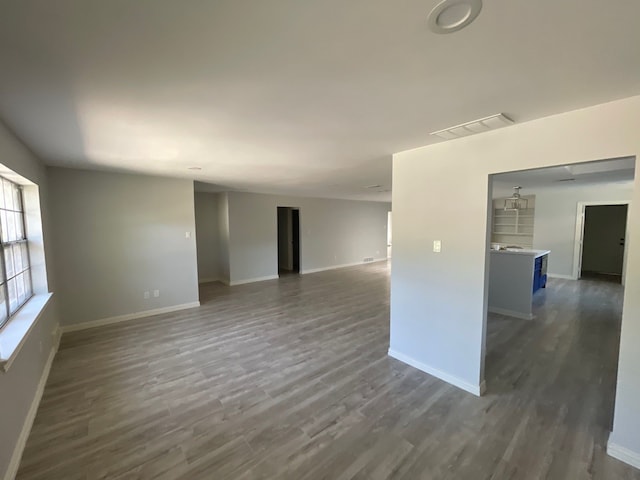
top-left (16, 262), bottom-right (640, 479)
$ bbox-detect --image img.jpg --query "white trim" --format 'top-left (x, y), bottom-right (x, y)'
top-left (546, 273), bottom-right (576, 280)
top-left (608, 440), bottom-right (640, 469)
top-left (4, 323), bottom-right (61, 480)
top-left (488, 306), bottom-right (534, 320)
top-left (0, 293), bottom-right (54, 372)
top-left (573, 200), bottom-right (631, 284)
top-left (198, 277), bottom-right (221, 284)
top-left (61, 302), bottom-right (201, 333)
top-left (301, 258), bottom-right (388, 275)
top-left (229, 275), bottom-right (279, 286)
top-left (388, 349), bottom-right (485, 396)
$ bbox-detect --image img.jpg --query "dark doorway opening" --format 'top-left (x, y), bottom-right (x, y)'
top-left (292, 209), bottom-right (300, 272)
top-left (277, 207), bottom-right (300, 275)
top-left (581, 204), bottom-right (628, 283)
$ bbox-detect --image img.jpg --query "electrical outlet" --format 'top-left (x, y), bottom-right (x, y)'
top-left (153, 290), bottom-right (160, 298)
top-left (433, 240), bottom-right (442, 253)
top-left (144, 291), bottom-right (150, 299)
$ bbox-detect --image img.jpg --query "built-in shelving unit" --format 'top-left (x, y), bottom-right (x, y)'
top-left (491, 196), bottom-right (535, 248)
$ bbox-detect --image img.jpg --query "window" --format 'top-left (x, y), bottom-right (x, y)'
top-left (0, 177), bottom-right (32, 329)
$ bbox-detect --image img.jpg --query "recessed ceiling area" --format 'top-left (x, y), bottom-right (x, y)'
top-left (1, 1), bottom-right (640, 202)
top-left (492, 157), bottom-right (636, 198)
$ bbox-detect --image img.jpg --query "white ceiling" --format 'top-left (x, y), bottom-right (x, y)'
top-left (492, 157), bottom-right (636, 198)
top-left (1, 1), bottom-right (640, 202)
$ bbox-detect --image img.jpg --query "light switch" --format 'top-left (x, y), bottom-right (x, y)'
top-left (433, 240), bottom-right (441, 253)
top-left (185, 231), bottom-right (191, 239)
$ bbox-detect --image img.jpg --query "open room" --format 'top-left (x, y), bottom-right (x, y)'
top-left (2, 1), bottom-right (640, 479)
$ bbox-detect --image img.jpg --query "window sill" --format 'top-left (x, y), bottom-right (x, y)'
top-left (0, 293), bottom-right (54, 372)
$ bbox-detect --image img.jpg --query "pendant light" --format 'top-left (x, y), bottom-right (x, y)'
top-left (504, 186), bottom-right (528, 211)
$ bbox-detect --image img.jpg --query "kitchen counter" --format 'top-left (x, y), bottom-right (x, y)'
top-left (491, 249), bottom-right (550, 258)
top-left (488, 249), bottom-right (550, 319)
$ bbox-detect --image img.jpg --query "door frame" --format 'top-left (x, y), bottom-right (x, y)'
top-left (573, 200), bottom-right (631, 285)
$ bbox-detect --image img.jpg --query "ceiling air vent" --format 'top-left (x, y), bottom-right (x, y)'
top-left (430, 113), bottom-right (514, 140)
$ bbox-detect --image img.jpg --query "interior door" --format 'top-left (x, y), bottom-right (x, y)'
top-left (581, 204), bottom-right (628, 276)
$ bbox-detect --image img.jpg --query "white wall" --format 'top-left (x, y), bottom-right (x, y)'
top-left (0, 122), bottom-right (58, 480)
top-left (48, 168), bottom-right (200, 326)
top-left (226, 192), bottom-right (390, 284)
top-left (391, 95), bottom-right (640, 463)
top-left (194, 192), bottom-right (221, 282)
top-left (530, 182), bottom-right (633, 278)
top-left (217, 193), bottom-right (231, 284)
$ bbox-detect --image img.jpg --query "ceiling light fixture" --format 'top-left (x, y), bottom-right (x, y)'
top-left (504, 186), bottom-right (528, 211)
top-left (427, 0), bottom-right (482, 34)
top-left (430, 113), bottom-right (513, 140)
top-left (188, 166), bottom-right (202, 170)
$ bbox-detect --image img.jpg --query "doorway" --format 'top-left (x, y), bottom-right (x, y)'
top-left (481, 159), bottom-right (634, 457)
top-left (277, 206), bottom-right (300, 275)
top-left (578, 204), bottom-right (628, 283)
top-left (387, 211), bottom-right (392, 258)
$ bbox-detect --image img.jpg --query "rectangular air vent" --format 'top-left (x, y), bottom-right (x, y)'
top-left (430, 113), bottom-right (514, 140)
top-left (363, 257), bottom-right (374, 262)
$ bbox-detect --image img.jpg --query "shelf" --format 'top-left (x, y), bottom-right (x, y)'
top-left (492, 197), bottom-right (535, 247)
top-left (493, 233), bottom-right (533, 236)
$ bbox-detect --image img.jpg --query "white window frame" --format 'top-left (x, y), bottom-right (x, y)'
top-left (0, 177), bottom-right (33, 330)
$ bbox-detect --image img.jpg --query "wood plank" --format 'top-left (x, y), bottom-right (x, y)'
top-left (16, 262), bottom-right (640, 479)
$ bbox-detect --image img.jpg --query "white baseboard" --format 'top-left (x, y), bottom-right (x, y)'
top-left (488, 307), bottom-right (534, 320)
top-left (61, 302), bottom-right (201, 333)
top-left (302, 258), bottom-right (388, 275)
top-left (198, 277), bottom-right (221, 284)
top-left (608, 439), bottom-right (640, 469)
top-left (229, 275), bottom-right (279, 286)
top-left (547, 273), bottom-right (577, 280)
top-left (388, 349), bottom-right (484, 397)
top-left (5, 323), bottom-right (61, 480)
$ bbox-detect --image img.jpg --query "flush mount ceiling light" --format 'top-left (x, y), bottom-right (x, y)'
top-left (427, 0), bottom-right (482, 34)
top-left (504, 186), bottom-right (528, 211)
top-left (430, 113), bottom-right (513, 140)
